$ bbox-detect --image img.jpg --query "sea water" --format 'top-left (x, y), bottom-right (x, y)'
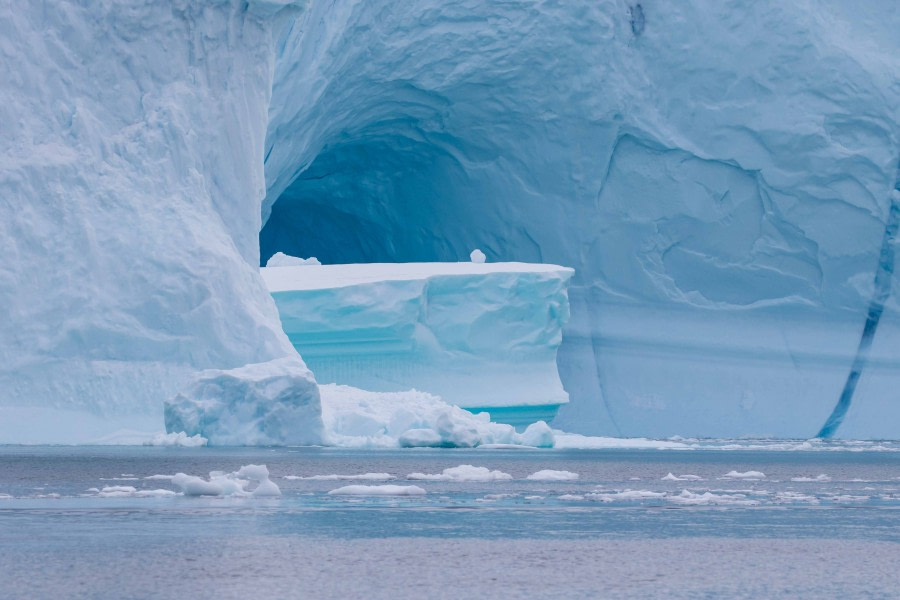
top-left (1, 445), bottom-right (899, 598)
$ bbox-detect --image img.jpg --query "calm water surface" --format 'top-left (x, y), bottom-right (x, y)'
top-left (1, 446), bottom-right (899, 598)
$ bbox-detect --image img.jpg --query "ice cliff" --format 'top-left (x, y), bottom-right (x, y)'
top-left (1, 1), bottom-right (899, 442)
top-left (262, 262), bottom-right (573, 426)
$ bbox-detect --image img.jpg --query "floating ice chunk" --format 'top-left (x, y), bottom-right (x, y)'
top-left (407, 465), bottom-right (512, 482)
top-left (722, 470), bottom-right (766, 479)
top-left (320, 384), bottom-right (554, 448)
top-left (586, 490), bottom-right (667, 502)
top-left (96, 486), bottom-right (177, 498)
top-left (171, 464), bottom-right (281, 497)
top-left (469, 249), bottom-right (486, 263)
top-left (790, 474), bottom-right (831, 482)
top-left (526, 470), bottom-right (579, 481)
top-left (661, 473), bottom-right (703, 481)
top-left (0, 494), bottom-right (12, 500)
top-left (668, 490), bottom-right (759, 506)
top-left (144, 475), bottom-right (175, 481)
top-left (266, 252), bottom-right (321, 267)
top-left (557, 494), bottom-right (584, 501)
top-left (165, 357), bottom-right (323, 446)
top-left (144, 432), bottom-right (208, 447)
top-left (328, 485), bottom-right (426, 496)
top-left (283, 473), bottom-right (394, 481)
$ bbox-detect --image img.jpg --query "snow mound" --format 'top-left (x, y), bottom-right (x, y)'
top-left (327, 485), bottom-right (426, 496)
top-left (165, 357), bottom-right (323, 446)
top-left (526, 470), bottom-right (580, 481)
top-left (407, 465), bottom-right (512, 482)
top-left (171, 464), bottom-right (281, 497)
top-left (320, 384), bottom-right (554, 448)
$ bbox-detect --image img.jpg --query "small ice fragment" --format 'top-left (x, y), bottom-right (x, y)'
top-left (144, 474), bottom-right (175, 480)
top-left (526, 470), bottom-right (579, 481)
top-left (328, 485), bottom-right (426, 496)
top-left (469, 249), bottom-right (486, 263)
top-left (662, 473), bottom-right (703, 481)
top-left (284, 473), bottom-right (394, 481)
top-left (407, 465), bottom-right (512, 482)
top-left (790, 474), bottom-right (831, 482)
top-left (722, 470), bottom-right (766, 479)
top-left (557, 494), bottom-right (584, 501)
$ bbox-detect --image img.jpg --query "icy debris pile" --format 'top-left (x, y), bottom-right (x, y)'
top-left (171, 464), bottom-right (281, 497)
top-left (262, 261), bottom-right (573, 427)
top-left (321, 384), bottom-right (554, 448)
top-left (165, 357), bottom-right (323, 446)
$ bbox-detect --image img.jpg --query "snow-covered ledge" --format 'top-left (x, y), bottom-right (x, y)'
top-left (262, 261), bottom-right (574, 427)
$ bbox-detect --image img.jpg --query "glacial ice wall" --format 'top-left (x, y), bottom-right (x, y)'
top-left (263, 262), bottom-right (573, 426)
top-left (2, 0), bottom-right (899, 441)
top-left (261, 0), bottom-right (900, 438)
top-left (0, 0), bottom-right (307, 442)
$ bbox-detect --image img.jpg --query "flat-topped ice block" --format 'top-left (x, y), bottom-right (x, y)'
top-left (262, 262), bottom-right (574, 427)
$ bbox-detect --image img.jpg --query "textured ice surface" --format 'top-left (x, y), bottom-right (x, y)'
top-left (2, 1), bottom-right (899, 441)
top-left (164, 357), bottom-right (323, 446)
top-left (260, 1), bottom-right (900, 438)
top-left (263, 262), bottom-right (573, 422)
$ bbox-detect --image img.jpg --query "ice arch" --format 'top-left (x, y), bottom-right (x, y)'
top-left (261, 1), bottom-right (900, 438)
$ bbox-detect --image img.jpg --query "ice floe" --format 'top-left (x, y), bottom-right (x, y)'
top-left (406, 465), bottom-right (513, 482)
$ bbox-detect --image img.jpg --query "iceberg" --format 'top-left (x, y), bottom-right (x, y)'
top-left (1, 1), bottom-right (899, 441)
top-left (262, 261), bottom-right (573, 426)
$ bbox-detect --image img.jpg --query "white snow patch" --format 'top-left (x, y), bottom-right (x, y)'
top-left (328, 485), bottom-right (426, 496)
top-left (407, 465), bottom-right (513, 482)
top-left (526, 470), bottom-right (580, 481)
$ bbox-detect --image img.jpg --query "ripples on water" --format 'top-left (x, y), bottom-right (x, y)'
top-left (2, 445), bottom-right (899, 599)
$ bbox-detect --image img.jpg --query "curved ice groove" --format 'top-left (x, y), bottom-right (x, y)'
top-left (818, 164), bottom-right (900, 438)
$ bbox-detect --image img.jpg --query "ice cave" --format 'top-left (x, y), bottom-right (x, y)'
top-left (1, 0), bottom-right (898, 443)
